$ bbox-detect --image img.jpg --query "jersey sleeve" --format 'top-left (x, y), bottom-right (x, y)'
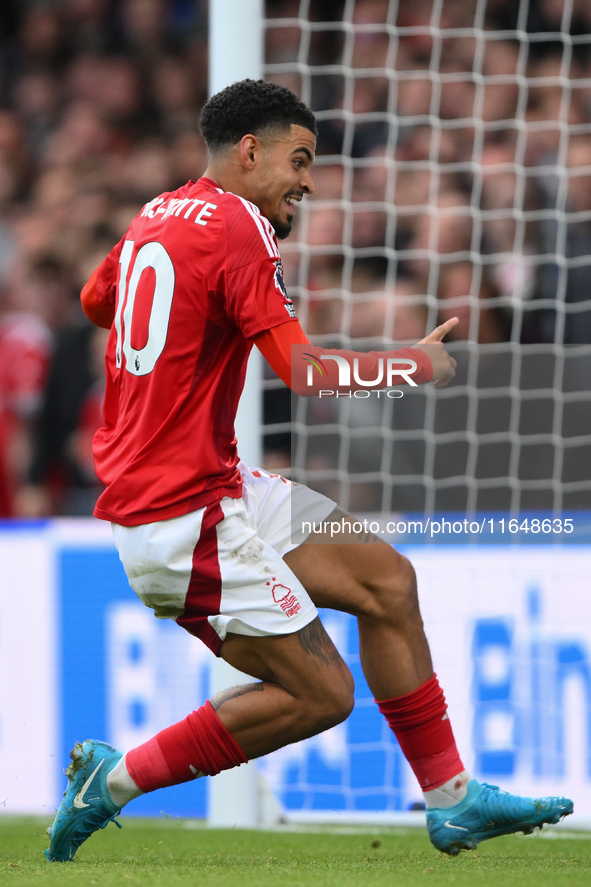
top-left (81, 238), bottom-right (124, 329)
top-left (253, 319), bottom-right (311, 386)
top-left (217, 196), bottom-right (299, 339)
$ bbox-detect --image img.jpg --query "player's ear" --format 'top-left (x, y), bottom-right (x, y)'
top-left (239, 134), bottom-right (259, 170)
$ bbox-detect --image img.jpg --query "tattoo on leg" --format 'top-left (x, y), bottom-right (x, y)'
top-left (298, 618), bottom-right (341, 668)
top-left (210, 682), bottom-right (264, 712)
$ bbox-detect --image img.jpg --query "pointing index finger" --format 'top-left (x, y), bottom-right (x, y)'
top-left (417, 316), bottom-right (459, 344)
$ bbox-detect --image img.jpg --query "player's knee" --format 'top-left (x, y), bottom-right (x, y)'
top-left (330, 667), bottom-right (355, 722)
top-left (359, 549), bottom-right (419, 624)
top-left (304, 667), bottom-right (355, 733)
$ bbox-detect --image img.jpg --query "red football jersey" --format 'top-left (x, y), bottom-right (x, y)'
top-left (92, 177), bottom-right (297, 525)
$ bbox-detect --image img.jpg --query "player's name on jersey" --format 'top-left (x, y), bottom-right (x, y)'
top-left (140, 196), bottom-right (218, 226)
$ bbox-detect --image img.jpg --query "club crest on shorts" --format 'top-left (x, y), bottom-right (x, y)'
top-left (274, 259), bottom-right (297, 319)
top-left (270, 581), bottom-right (301, 617)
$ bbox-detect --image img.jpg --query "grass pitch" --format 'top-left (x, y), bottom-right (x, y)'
top-left (1, 817), bottom-right (590, 887)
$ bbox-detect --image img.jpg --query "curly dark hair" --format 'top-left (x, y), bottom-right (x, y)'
top-left (199, 79), bottom-right (317, 151)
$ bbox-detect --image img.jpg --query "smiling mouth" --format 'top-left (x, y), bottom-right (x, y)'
top-left (285, 195), bottom-right (301, 213)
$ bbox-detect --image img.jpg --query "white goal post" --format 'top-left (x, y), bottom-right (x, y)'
top-left (209, 0), bottom-right (264, 471)
top-left (207, 0), bottom-right (266, 828)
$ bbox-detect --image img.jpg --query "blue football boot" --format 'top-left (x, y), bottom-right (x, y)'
top-left (427, 779), bottom-right (573, 855)
top-left (45, 740), bottom-right (123, 862)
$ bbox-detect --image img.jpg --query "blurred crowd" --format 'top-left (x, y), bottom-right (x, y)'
top-left (0, 0), bottom-right (208, 516)
top-left (0, 0), bottom-right (589, 515)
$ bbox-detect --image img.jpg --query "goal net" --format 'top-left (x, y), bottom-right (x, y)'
top-left (263, 0), bottom-right (591, 518)
top-left (254, 0), bottom-right (591, 820)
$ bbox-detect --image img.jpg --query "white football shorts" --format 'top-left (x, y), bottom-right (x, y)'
top-left (112, 463), bottom-right (336, 654)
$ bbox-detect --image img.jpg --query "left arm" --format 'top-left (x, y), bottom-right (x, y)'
top-left (81, 267), bottom-right (116, 329)
top-left (80, 239), bottom-right (124, 329)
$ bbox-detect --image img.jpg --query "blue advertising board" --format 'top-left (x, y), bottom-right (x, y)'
top-left (2, 522), bottom-right (591, 819)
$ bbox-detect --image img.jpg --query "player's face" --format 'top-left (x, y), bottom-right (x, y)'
top-left (252, 125), bottom-right (316, 239)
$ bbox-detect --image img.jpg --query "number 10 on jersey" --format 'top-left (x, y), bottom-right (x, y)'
top-left (115, 239), bottom-right (175, 376)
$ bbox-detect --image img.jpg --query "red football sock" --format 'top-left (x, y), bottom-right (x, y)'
top-left (126, 701), bottom-right (248, 793)
top-left (376, 673), bottom-right (465, 791)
